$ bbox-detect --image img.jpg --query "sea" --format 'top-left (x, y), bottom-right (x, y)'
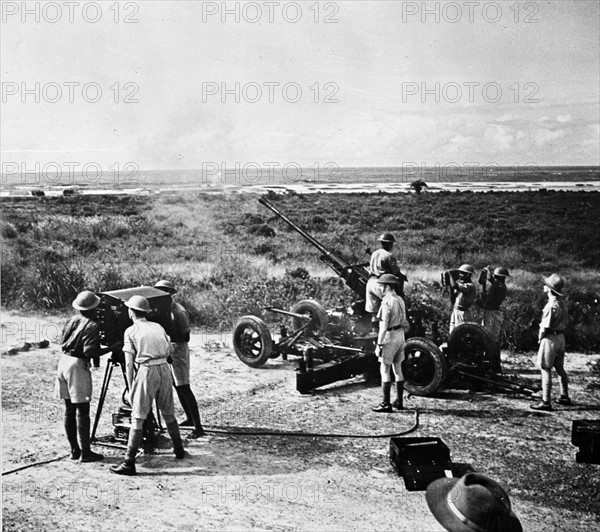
top-left (1, 165), bottom-right (599, 197)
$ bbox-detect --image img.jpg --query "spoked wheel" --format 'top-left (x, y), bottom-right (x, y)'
top-left (403, 337), bottom-right (447, 396)
top-left (233, 316), bottom-right (274, 368)
top-left (290, 300), bottom-right (328, 335)
top-left (448, 323), bottom-right (495, 368)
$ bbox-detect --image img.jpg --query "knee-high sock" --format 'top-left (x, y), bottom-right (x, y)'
top-left (165, 419), bottom-right (184, 455)
top-left (555, 367), bottom-right (569, 397)
top-left (395, 381), bottom-right (404, 408)
top-left (125, 429), bottom-right (144, 465)
top-left (175, 385), bottom-right (192, 421)
top-left (74, 402), bottom-right (91, 453)
top-left (381, 382), bottom-right (392, 404)
top-left (181, 386), bottom-right (203, 431)
top-left (64, 400), bottom-right (79, 453)
top-left (541, 369), bottom-right (552, 403)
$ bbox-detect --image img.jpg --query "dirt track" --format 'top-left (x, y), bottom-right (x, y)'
top-left (2, 312), bottom-right (600, 531)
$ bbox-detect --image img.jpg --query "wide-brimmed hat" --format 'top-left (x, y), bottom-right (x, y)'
top-left (543, 273), bottom-right (564, 296)
top-left (377, 273), bottom-right (400, 285)
top-left (458, 264), bottom-right (475, 275)
top-left (154, 279), bottom-right (176, 293)
top-left (125, 295), bottom-right (151, 313)
top-left (426, 472), bottom-right (522, 532)
top-left (72, 291), bottom-right (100, 311)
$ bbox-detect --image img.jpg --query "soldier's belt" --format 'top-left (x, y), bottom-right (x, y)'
top-left (387, 325), bottom-right (403, 331)
top-left (136, 358), bottom-right (168, 367)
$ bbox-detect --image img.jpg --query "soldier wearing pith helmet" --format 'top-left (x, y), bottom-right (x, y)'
top-left (366, 232), bottom-right (403, 334)
top-left (111, 295), bottom-right (185, 475)
top-left (371, 274), bottom-right (410, 413)
top-left (481, 266), bottom-right (510, 373)
top-left (55, 291), bottom-right (121, 463)
top-left (531, 274), bottom-right (571, 411)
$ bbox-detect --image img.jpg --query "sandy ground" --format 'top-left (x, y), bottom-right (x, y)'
top-left (2, 311), bottom-right (600, 531)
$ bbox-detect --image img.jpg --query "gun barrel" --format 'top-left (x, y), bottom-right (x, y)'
top-left (259, 196), bottom-right (351, 269)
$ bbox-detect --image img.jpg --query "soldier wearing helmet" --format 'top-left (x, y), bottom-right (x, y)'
top-left (55, 291), bottom-right (122, 463)
top-left (448, 264), bottom-right (477, 333)
top-left (531, 274), bottom-right (571, 411)
top-left (480, 266), bottom-right (510, 373)
top-left (111, 295), bottom-right (185, 476)
top-left (371, 274), bottom-right (410, 413)
top-left (365, 232), bottom-right (405, 334)
top-left (155, 280), bottom-right (205, 438)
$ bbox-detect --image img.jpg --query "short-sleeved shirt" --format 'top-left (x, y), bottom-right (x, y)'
top-left (170, 302), bottom-right (190, 343)
top-left (369, 249), bottom-right (400, 277)
top-left (377, 292), bottom-right (408, 330)
top-left (123, 319), bottom-right (171, 365)
top-left (539, 295), bottom-right (569, 333)
top-left (61, 315), bottom-right (100, 358)
top-left (483, 281), bottom-right (507, 310)
top-left (455, 281), bottom-right (476, 309)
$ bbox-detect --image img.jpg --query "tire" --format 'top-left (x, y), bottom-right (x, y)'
top-left (233, 316), bottom-right (274, 368)
top-left (403, 337), bottom-right (447, 396)
top-left (290, 300), bottom-right (328, 335)
top-left (448, 323), bottom-right (495, 368)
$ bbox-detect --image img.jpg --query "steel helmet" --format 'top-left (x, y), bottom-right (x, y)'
top-left (543, 273), bottom-right (564, 296)
top-left (494, 267), bottom-right (510, 277)
top-left (155, 279), bottom-right (176, 293)
top-left (458, 264), bottom-right (475, 275)
top-left (377, 232), bottom-right (396, 243)
top-left (72, 290), bottom-right (100, 311)
top-left (125, 295), bottom-right (151, 313)
top-left (378, 273), bottom-right (400, 285)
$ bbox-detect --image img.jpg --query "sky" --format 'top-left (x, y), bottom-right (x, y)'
top-left (1, 0), bottom-right (599, 172)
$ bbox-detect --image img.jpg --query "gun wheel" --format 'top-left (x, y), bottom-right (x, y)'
top-left (233, 316), bottom-right (274, 368)
top-left (290, 300), bottom-right (328, 335)
top-left (403, 337), bottom-right (447, 396)
top-left (448, 323), bottom-right (495, 368)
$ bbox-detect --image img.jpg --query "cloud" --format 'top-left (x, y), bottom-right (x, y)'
top-left (484, 124), bottom-right (514, 151)
top-left (557, 114), bottom-right (572, 123)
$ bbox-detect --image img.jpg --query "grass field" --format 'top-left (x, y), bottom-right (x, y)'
top-left (2, 190), bottom-right (599, 351)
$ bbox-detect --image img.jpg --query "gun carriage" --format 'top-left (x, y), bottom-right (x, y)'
top-left (233, 197), bottom-right (503, 396)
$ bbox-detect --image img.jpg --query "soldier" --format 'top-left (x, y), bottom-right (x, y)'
top-left (55, 290), bottom-right (121, 462)
top-left (155, 280), bottom-right (205, 438)
top-left (365, 233), bottom-right (403, 334)
top-left (448, 264), bottom-right (477, 333)
top-left (371, 274), bottom-right (410, 413)
top-left (111, 295), bottom-right (185, 476)
top-left (531, 274), bottom-right (571, 412)
top-left (481, 267), bottom-right (510, 373)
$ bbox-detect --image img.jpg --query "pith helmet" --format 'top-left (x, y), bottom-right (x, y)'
top-left (494, 267), bottom-right (510, 277)
top-left (378, 273), bottom-right (400, 285)
top-left (126, 295), bottom-right (151, 313)
top-left (377, 232), bottom-right (396, 243)
top-left (543, 273), bottom-right (564, 296)
top-left (72, 291), bottom-right (100, 311)
top-left (155, 279), bottom-right (176, 293)
top-left (426, 472), bottom-right (522, 532)
top-left (458, 264), bottom-right (475, 275)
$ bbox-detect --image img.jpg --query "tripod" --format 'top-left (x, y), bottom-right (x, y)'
top-left (91, 352), bottom-right (163, 450)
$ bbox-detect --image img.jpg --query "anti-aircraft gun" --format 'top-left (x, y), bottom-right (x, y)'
top-left (233, 197), bottom-right (457, 396)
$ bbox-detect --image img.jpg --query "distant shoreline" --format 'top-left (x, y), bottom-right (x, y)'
top-left (1, 180), bottom-right (599, 198)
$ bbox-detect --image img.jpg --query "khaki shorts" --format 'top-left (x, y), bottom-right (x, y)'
top-left (366, 278), bottom-right (385, 313)
top-left (171, 343), bottom-right (190, 386)
top-left (130, 363), bottom-right (175, 420)
top-left (537, 334), bottom-right (566, 370)
top-left (381, 329), bottom-right (405, 365)
top-left (54, 354), bottom-right (92, 403)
